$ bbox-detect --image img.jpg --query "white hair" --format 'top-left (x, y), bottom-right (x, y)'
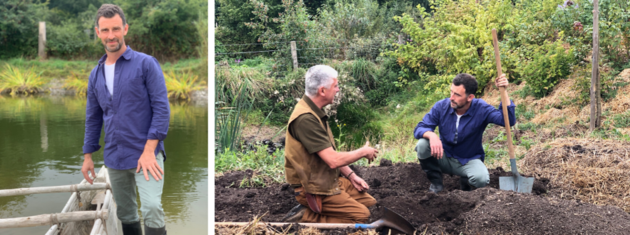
top-left (304, 65), bottom-right (338, 97)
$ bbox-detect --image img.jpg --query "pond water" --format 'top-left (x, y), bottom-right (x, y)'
top-left (0, 96), bottom-right (208, 234)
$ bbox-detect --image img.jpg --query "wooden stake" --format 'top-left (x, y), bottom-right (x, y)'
top-left (0, 183), bottom-right (109, 197)
top-left (291, 41), bottom-right (298, 70)
top-left (0, 210), bottom-right (108, 229)
top-left (39, 22), bottom-right (47, 60)
top-left (590, 0), bottom-right (601, 131)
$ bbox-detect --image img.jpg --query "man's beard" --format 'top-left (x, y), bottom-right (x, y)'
top-left (103, 38), bottom-right (123, 52)
top-left (451, 100), bottom-right (468, 110)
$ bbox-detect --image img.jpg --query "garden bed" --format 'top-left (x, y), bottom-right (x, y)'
top-left (216, 160), bottom-right (630, 234)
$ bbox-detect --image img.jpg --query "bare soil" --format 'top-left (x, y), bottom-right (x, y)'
top-left (215, 161), bottom-right (630, 234)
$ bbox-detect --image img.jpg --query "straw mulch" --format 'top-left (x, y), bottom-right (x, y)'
top-left (521, 138), bottom-right (630, 212)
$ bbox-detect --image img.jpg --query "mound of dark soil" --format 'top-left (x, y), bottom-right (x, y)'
top-left (215, 163), bottom-right (630, 234)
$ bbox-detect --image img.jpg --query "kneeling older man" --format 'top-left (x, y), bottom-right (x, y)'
top-left (282, 65), bottom-right (379, 223)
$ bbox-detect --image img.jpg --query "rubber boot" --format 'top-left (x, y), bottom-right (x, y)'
top-left (144, 225), bottom-right (167, 235)
top-left (460, 176), bottom-right (472, 191)
top-left (121, 221), bottom-right (142, 235)
top-left (419, 158), bottom-right (443, 193)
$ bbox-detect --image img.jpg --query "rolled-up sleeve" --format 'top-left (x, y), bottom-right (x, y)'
top-left (144, 57), bottom-right (170, 140)
top-left (414, 105), bottom-right (440, 139)
top-left (83, 69), bottom-right (103, 154)
top-left (486, 100), bottom-right (516, 127)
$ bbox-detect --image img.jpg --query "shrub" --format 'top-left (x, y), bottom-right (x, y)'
top-left (520, 40), bottom-right (575, 98)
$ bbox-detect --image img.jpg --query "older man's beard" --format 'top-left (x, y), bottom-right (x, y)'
top-left (451, 100), bottom-right (468, 110)
top-left (103, 38), bottom-right (123, 52)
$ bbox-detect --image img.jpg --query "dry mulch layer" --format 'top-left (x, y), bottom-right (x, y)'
top-left (215, 160), bottom-right (630, 234)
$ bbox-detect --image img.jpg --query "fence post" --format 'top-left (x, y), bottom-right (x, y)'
top-left (398, 34), bottom-right (403, 44)
top-left (590, 0), bottom-right (601, 132)
top-left (291, 41), bottom-right (298, 70)
top-left (39, 22), bottom-right (47, 60)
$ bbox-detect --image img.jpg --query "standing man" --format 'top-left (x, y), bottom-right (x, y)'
top-left (414, 73), bottom-right (515, 193)
top-left (81, 4), bottom-right (170, 235)
top-left (282, 65), bottom-right (379, 223)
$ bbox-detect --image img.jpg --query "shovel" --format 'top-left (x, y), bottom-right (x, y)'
top-left (216, 207), bottom-right (415, 234)
top-left (491, 29), bottom-right (535, 194)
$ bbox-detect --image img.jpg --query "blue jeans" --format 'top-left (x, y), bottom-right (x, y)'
top-left (415, 138), bottom-right (490, 188)
top-left (107, 152), bottom-right (165, 228)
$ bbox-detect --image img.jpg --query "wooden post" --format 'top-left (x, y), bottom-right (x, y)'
top-left (590, 0), bottom-right (601, 132)
top-left (290, 41), bottom-right (298, 70)
top-left (398, 34), bottom-right (403, 44)
top-left (0, 210), bottom-right (108, 229)
top-left (38, 22), bottom-right (47, 60)
top-left (0, 183), bottom-right (109, 197)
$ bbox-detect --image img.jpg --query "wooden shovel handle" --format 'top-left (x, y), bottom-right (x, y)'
top-left (491, 29), bottom-right (515, 161)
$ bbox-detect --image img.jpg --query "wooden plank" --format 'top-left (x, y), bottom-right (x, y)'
top-left (0, 183), bottom-right (109, 197)
top-left (0, 210), bottom-right (108, 229)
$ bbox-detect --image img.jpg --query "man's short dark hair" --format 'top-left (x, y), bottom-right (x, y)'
top-left (95, 4), bottom-right (127, 28)
top-left (452, 73), bottom-right (478, 96)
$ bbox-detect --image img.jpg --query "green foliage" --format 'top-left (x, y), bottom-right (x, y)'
top-left (114, 0), bottom-right (206, 61)
top-left (215, 146), bottom-right (285, 186)
top-left (0, 64), bottom-right (46, 95)
top-left (0, 0), bottom-right (46, 59)
top-left (611, 111), bottom-right (630, 128)
top-left (331, 102), bottom-right (383, 148)
top-left (520, 40), bottom-right (575, 97)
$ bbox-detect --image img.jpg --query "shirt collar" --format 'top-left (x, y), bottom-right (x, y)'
top-left (302, 95), bottom-right (328, 120)
top-left (98, 45), bottom-right (134, 65)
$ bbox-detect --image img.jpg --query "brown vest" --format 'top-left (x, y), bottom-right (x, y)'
top-left (284, 98), bottom-right (340, 195)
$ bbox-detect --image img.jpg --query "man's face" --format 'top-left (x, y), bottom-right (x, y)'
top-left (323, 78), bottom-right (340, 104)
top-left (450, 84), bottom-right (472, 110)
top-left (95, 14), bottom-right (128, 53)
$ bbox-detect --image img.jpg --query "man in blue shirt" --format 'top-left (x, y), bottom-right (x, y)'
top-left (413, 73), bottom-right (515, 193)
top-left (80, 4), bottom-right (170, 235)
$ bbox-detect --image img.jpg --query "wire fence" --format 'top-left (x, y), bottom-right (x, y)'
top-left (215, 39), bottom-right (401, 71)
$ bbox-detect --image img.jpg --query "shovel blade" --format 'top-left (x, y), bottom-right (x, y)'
top-left (379, 207), bottom-right (415, 235)
top-left (500, 176), bottom-right (535, 194)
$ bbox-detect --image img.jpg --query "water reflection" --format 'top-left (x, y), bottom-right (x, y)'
top-left (0, 95), bottom-right (208, 234)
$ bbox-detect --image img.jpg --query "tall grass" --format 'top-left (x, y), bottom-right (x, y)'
top-left (164, 71), bottom-right (206, 100)
top-left (215, 65), bottom-right (271, 102)
top-left (63, 71), bottom-right (89, 96)
top-left (216, 84), bottom-right (254, 153)
top-left (0, 64), bottom-right (46, 95)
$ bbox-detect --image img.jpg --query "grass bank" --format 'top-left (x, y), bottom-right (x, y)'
top-left (0, 58), bottom-right (208, 99)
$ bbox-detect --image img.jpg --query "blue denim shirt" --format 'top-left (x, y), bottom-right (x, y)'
top-left (413, 98), bottom-right (515, 165)
top-left (83, 46), bottom-right (170, 170)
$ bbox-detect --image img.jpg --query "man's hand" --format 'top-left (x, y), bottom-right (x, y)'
top-left (495, 73), bottom-right (508, 88)
top-left (136, 150), bottom-right (164, 181)
top-left (81, 154), bottom-right (96, 184)
top-left (429, 136), bottom-right (444, 159)
top-left (362, 141), bottom-right (379, 163)
top-left (349, 174), bottom-right (369, 192)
